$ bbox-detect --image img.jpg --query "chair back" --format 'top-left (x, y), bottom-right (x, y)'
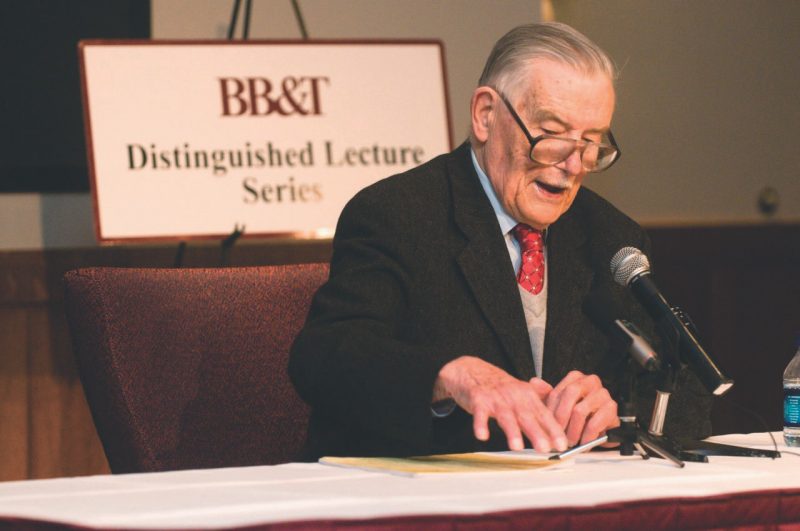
top-left (64, 263), bottom-right (327, 473)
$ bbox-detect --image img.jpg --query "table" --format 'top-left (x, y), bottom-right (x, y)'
top-left (0, 433), bottom-right (798, 530)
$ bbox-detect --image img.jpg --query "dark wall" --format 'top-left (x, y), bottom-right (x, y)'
top-left (648, 224), bottom-right (800, 435)
top-left (0, 0), bottom-right (150, 193)
top-left (0, 224), bottom-right (796, 480)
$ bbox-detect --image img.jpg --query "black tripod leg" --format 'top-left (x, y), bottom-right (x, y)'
top-left (638, 433), bottom-right (686, 467)
top-left (645, 434), bottom-right (709, 463)
top-left (680, 440), bottom-right (781, 459)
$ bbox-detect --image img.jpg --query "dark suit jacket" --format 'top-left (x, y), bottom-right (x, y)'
top-left (289, 143), bottom-right (711, 459)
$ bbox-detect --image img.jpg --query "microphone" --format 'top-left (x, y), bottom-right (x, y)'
top-left (583, 288), bottom-right (661, 372)
top-left (609, 247), bottom-right (734, 396)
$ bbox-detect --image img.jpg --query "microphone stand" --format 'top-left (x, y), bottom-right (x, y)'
top-left (639, 353), bottom-right (708, 463)
top-left (566, 297), bottom-right (779, 463)
top-left (605, 358), bottom-right (686, 468)
top-left (647, 309), bottom-right (780, 460)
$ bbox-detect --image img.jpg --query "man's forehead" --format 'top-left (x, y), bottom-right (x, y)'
top-left (512, 58), bottom-right (612, 93)
top-left (514, 58), bottom-right (615, 131)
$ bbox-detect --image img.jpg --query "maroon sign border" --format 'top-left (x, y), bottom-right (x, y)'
top-left (78, 39), bottom-right (453, 244)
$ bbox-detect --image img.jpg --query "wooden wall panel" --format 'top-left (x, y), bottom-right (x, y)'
top-left (0, 240), bottom-right (332, 481)
top-left (0, 227), bottom-right (796, 479)
top-left (0, 309), bottom-right (29, 481)
top-left (28, 307), bottom-right (109, 479)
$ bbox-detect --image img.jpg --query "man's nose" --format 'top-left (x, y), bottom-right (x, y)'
top-left (558, 148), bottom-right (584, 175)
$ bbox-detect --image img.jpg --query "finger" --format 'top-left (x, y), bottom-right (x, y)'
top-left (528, 377), bottom-right (553, 399)
top-left (545, 370), bottom-right (586, 411)
top-left (518, 404), bottom-right (567, 452)
top-left (549, 370), bottom-right (586, 394)
top-left (472, 407), bottom-right (490, 441)
top-left (564, 388), bottom-right (613, 446)
top-left (564, 392), bottom-right (596, 446)
top-left (553, 384), bottom-right (584, 430)
top-left (494, 409), bottom-right (524, 451)
top-left (579, 398), bottom-right (619, 445)
top-left (516, 410), bottom-right (551, 452)
top-left (551, 374), bottom-right (603, 428)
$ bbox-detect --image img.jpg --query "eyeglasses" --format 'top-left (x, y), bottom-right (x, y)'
top-left (497, 91), bottom-right (621, 173)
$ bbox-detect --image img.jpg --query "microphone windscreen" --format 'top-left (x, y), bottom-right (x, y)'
top-left (610, 247), bottom-right (650, 286)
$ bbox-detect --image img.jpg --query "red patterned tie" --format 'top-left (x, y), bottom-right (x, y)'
top-left (512, 223), bottom-right (545, 295)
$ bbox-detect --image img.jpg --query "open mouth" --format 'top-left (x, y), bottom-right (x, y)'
top-left (535, 180), bottom-right (569, 195)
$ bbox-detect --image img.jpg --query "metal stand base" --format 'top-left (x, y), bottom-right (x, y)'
top-left (608, 418), bottom-right (686, 468)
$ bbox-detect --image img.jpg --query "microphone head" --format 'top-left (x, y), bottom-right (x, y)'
top-left (610, 247), bottom-right (651, 287)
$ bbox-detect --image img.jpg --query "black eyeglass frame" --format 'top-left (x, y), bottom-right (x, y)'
top-left (496, 91), bottom-right (622, 173)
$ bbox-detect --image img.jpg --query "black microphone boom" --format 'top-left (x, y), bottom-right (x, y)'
top-left (583, 287), bottom-right (661, 372)
top-left (610, 247), bottom-right (734, 396)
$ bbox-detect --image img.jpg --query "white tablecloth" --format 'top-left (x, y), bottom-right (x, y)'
top-left (0, 432), bottom-right (797, 529)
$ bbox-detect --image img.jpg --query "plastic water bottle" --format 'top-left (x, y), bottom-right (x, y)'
top-left (784, 335), bottom-right (800, 447)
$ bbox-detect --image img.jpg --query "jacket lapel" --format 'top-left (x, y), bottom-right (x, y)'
top-left (448, 145), bottom-right (535, 380)
top-left (542, 205), bottom-right (594, 383)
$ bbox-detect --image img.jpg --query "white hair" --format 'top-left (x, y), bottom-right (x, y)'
top-left (478, 22), bottom-right (617, 98)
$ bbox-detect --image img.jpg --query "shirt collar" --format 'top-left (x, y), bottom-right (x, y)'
top-left (470, 148), bottom-right (518, 237)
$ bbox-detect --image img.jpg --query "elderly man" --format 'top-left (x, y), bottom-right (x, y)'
top-left (289, 22), bottom-right (711, 459)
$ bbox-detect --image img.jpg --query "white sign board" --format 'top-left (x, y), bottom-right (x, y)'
top-left (79, 41), bottom-right (451, 242)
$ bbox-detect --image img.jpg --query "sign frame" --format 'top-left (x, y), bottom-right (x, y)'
top-left (79, 39), bottom-right (453, 244)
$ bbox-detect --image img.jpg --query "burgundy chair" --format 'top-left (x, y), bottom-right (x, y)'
top-left (63, 263), bottom-right (328, 474)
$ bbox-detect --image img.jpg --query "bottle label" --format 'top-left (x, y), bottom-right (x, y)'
top-left (785, 386), bottom-right (800, 428)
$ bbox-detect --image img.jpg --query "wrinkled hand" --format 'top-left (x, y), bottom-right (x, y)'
top-left (545, 370), bottom-right (619, 446)
top-left (433, 356), bottom-right (568, 452)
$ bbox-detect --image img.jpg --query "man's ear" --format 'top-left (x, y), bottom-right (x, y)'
top-left (470, 87), bottom-right (496, 143)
